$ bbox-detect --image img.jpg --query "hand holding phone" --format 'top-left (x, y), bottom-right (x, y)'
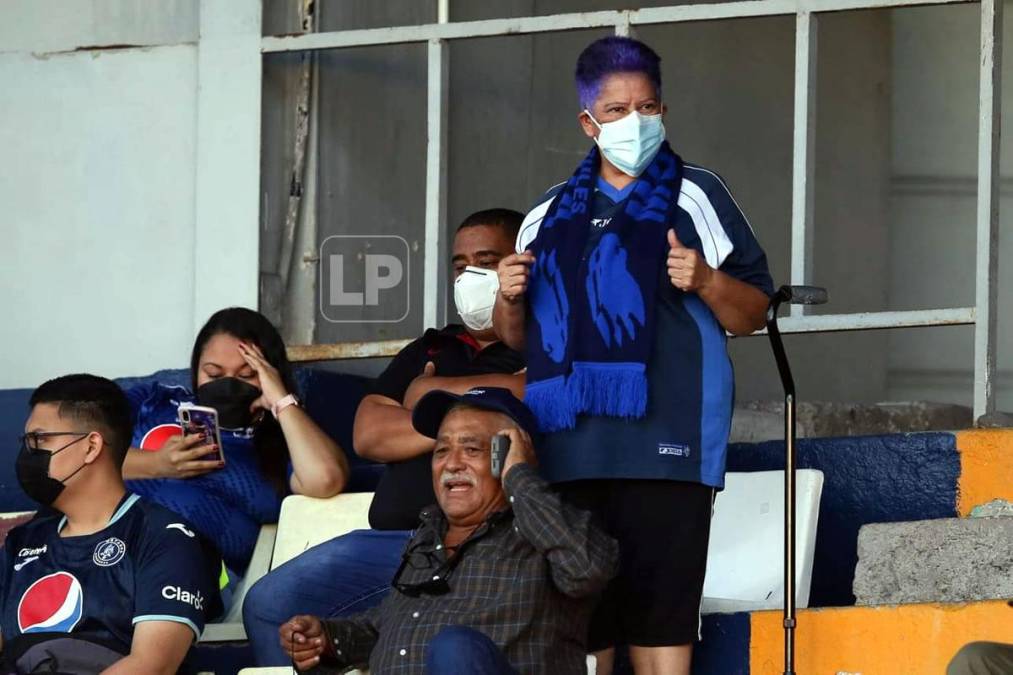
top-left (178, 404), bottom-right (225, 465)
top-left (490, 434), bottom-right (510, 480)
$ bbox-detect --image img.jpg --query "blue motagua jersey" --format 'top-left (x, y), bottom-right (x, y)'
top-left (125, 383), bottom-right (285, 572)
top-left (0, 494), bottom-right (222, 659)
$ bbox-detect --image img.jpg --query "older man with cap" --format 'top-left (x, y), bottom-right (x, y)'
top-left (278, 387), bottom-right (618, 675)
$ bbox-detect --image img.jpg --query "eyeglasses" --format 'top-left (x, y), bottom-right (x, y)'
top-left (391, 516), bottom-right (508, 597)
top-left (20, 431), bottom-right (90, 454)
top-left (391, 541), bottom-right (458, 597)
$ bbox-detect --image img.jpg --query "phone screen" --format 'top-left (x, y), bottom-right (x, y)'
top-left (178, 406), bottom-right (224, 463)
top-left (490, 434), bottom-right (510, 480)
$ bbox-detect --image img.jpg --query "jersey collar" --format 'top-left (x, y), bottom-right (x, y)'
top-left (57, 492), bottom-right (140, 535)
top-left (596, 176), bottom-right (638, 204)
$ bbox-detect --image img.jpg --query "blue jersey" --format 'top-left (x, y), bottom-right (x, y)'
top-left (124, 383), bottom-right (285, 572)
top-left (518, 166), bottom-right (774, 489)
top-left (0, 494), bottom-right (221, 660)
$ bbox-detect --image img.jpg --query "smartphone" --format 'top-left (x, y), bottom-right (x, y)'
top-left (490, 434), bottom-right (510, 480)
top-left (177, 404), bottom-right (224, 464)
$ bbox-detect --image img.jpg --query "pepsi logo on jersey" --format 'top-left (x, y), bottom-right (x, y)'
top-left (138, 423), bottom-right (183, 451)
top-left (17, 571), bottom-right (84, 634)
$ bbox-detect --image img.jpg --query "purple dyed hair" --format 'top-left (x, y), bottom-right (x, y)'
top-left (575, 36), bottom-right (662, 110)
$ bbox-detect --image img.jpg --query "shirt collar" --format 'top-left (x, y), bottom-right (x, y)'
top-left (57, 492), bottom-right (139, 535)
top-left (596, 176), bottom-right (638, 203)
top-left (418, 505), bottom-right (513, 541)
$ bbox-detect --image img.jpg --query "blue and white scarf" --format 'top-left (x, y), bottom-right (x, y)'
top-left (524, 142), bottom-right (684, 432)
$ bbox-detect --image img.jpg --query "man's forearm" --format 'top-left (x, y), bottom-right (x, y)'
top-left (503, 464), bottom-right (619, 598)
top-left (698, 269), bottom-right (769, 336)
top-left (353, 397), bottom-right (434, 463)
top-left (411, 373), bottom-right (525, 404)
top-left (493, 295), bottom-right (526, 350)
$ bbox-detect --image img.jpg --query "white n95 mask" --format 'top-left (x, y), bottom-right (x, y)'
top-left (454, 266), bottom-right (500, 331)
top-left (586, 109), bottom-right (666, 177)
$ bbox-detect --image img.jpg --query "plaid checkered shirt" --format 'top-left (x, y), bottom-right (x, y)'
top-left (316, 463), bottom-right (619, 674)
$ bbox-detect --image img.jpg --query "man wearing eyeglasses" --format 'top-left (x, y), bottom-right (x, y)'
top-left (279, 387), bottom-right (618, 674)
top-left (0, 374), bottom-right (221, 674)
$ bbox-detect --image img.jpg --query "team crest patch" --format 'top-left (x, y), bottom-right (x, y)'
top-left (93, 537), bottom-right (126, 567)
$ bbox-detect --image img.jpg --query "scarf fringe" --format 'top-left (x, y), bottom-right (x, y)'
top-left (524, 377), bottom-right (576, 432)
top-left (526, 367), bottom-right (649, 432)
top-left (568, 364), bottom-right (648, 420)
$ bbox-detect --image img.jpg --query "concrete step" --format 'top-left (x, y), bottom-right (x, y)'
top-left (694, 599), bottom-right (1012, 675)
top-left (729, 400), bottom-right (971, 443)
top-left (853, 516), bottom-right (1013, 605)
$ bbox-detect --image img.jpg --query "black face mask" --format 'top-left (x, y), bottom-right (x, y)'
top-left (196, 377), bottom-right (263, 429)
top-left (16, 434), bottom-right (88, 506)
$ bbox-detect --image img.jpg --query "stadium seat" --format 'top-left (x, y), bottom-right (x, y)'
top-left (701, 469), bottom-right (824, 613)
top-left (271, 492), bottom-right (374, 570)
top-left (199, 523), bottom-right (277, 642)
top-left (0, 512), bottom-right (35, 547)
top-left (201, 493), bottom-right (372, 642)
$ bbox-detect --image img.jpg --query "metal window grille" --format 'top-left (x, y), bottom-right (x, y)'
top-left (264, 0), bottom-right (1001, 419)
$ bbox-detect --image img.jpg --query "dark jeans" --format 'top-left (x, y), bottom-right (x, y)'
top-left (242, 529), bottom-right (411, 666)
top-left (425, 626), bottom-right (518, 675)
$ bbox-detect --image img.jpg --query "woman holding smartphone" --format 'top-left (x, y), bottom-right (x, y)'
top-left (122, 307), bottom-right (348, 574)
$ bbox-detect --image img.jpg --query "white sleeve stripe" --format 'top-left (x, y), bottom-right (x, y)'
top-left (516, 195), bottom-right (555, 253)
top-left (678, 178), bottom-right (735, 269)
top-left (132, 614), bottom-right (201, 640)
top-left (683, 164), bottom-right (756, 235)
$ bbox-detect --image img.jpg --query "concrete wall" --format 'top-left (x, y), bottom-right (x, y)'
top-left (0, 3), bottom-right (199, 389)
top-left (0, 0), bottom-right (260, 389)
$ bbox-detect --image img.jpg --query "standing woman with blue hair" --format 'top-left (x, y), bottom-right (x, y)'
top-left (494, 37), bottom-right (774, 675)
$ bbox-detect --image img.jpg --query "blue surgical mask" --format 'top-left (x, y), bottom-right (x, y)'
top-left (586, 109), bottom-right (666, 177)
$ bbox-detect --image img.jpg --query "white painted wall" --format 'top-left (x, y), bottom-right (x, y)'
top-left (0, 0), bottom-right (260, 390)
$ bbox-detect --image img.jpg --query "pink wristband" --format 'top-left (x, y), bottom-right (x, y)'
top-left (271, 394), bottom-right (299, 420)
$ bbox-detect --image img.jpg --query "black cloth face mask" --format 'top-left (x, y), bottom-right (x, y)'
top-left (16, 433), bottom-right (89, 506)
top-left (196, 377), bottom-right (263, 429)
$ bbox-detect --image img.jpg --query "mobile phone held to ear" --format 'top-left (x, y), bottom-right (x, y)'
top-left (178, 404), bottom-right (225, 464)
top-left (491, 434), bottom-right (510, 480)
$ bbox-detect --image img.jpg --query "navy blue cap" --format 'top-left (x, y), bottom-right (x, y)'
top-left (411, 387), bottom-right (539, 440)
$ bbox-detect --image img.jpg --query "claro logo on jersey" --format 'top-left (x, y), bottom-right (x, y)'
top-left (17, 571), bottom-right (84, 634)
top-left (162, 585), bottom-right (204, 611)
